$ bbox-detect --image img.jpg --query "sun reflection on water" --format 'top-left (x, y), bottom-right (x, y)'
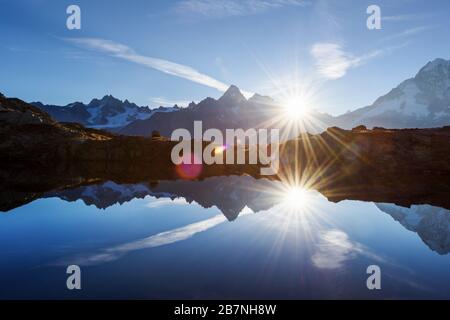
top-left (282, 186), bottom-right (312, 210)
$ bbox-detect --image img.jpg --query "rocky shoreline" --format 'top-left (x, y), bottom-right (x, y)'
top-left (1, 93), bottom-right (450, 211)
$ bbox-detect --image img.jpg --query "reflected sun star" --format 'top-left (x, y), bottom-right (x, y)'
top-left (282, 186), bottom-right (311, 211)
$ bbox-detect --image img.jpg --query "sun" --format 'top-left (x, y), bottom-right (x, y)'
top-left (283, 96), bottom-right (308, 119)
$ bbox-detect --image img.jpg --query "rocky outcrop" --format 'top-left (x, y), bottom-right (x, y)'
top-left (1, 94), bottom-right (116, 165)
top-left (281, 126), bottom-right (450, 175)
top-left (0, 95), bottom-right (55, 125)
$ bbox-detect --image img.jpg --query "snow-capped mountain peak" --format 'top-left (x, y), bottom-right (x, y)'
top-left (419, 58), bottom-right (450, 73)
top-left (339, 58), bottom-right (450, 129)
top-left (32, 58), bottom-right (450, 135)
top-left (32, 95), bottom-right (179, 130)
top-left (415, 58), bottom-right (450, 98)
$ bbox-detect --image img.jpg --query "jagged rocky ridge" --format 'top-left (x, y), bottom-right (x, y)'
top-left (116, 58), bottom-right (450, 137)
top-left (31, 95), bottom-right (180, 130)
top-left (335, 58), bottom-right (450, 129)
top-left (119, 85), bottom-right (332, 137)
top-left (27, 58), bottom-right (450, 137)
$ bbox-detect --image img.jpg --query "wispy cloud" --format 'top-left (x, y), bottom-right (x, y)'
top-left (311, 229), bottom-right (385, 269)
top-left (310, 42), bottom-right (405, 80)
top-left (382, 13), bottom-right (432, 22)
top-left (382, 25), bottom-right (433, 42)
top-left (56, 215), bottom-right (227, 266)
top-left (175, 0), bottom-right (309, 19)
top-left (310, 43), bottom-right (380, 80)
top-left (310, 228), bottom-right (431, 291)
top-left (65, 37), bottom-right (230, 92)
top-left (311, 43), bottom-right (353, 80)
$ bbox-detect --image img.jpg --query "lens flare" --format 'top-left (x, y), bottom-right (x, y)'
top-left (175, 153), bottom-right (203, 179)
top-left (214, 145), bottom-right (227, 155)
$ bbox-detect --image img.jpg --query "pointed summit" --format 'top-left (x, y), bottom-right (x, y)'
top-left (415, 58), bottom-right (450, 92)
top-left (87, 95), bottom-right (121, 108)
top-left (101, 94), bottom-right (120, 102)
top-left (249, 93), bottom-right (273, 105)
top-left (417, 58), bottom-right (450, 74)
top-left (219, 85), bottom-right (247, 104)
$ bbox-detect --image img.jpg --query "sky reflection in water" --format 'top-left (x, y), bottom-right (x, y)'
top-left (1, 176), bottom-right (450, 299)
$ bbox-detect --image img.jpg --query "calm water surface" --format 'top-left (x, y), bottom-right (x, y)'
top-left (1, 176), bottom-right (450, 299)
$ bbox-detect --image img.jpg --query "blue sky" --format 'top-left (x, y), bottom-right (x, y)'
top-left (0, 0), bottom-right (449, 115)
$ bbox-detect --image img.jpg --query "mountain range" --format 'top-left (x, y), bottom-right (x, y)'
top-left (32, 95), bottom-right (180, 130)
top-left (30, 58), bottom-right (450, 136)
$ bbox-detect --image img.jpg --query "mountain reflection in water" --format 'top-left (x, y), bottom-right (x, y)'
top-left (2, 171), bottom-right (450, 299)
top-left (13, 175), bottom-right (448, 256)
